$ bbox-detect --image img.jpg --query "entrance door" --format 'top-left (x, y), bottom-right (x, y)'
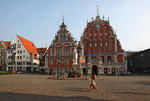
top-left (92, 65), bottom-right (98, 75)
top-left (104, 68), bottom-right (108, 74)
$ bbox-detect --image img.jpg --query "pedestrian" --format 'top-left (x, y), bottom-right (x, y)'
top-left (89, 72), bottom-right (99, 92)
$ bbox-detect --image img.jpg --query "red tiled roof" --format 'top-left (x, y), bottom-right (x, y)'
top-left (3, 41), bottom-right (11, 47)
top-left (37, 48), bottom-right (47, 53)
top-left (17, 35), bottom-right (37, 54)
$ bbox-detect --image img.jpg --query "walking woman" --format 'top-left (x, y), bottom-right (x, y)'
top-left (89, 72), bottom-right (99, 92)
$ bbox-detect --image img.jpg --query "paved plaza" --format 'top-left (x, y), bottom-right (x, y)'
top-left (0, 74), bottom-right (150, 101)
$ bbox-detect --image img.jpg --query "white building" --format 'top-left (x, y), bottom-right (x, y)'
top-left (6, 35), bottom-right (39, 73)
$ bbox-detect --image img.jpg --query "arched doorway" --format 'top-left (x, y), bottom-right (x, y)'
top-left (92, 65), bottom-right (98, 75)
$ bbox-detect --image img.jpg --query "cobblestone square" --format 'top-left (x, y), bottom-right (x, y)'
top-left (0, 74), bottom-right (150, 101)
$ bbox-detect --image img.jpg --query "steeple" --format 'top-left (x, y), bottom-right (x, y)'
top-left (62, 12), bottom-right (64, 24)
top-left (59, 12), bottom-right (67, 32)
top-left (96, 4), bottom-right (100, 20)
top-left (96, 4), bottom-right (100, 16)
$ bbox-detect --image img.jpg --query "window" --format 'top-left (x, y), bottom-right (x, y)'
top-left (57, 59), bottom-right (61, 65)
top-left (95, 34), bottom-right (97, 36)
top-left (105, 33), bottom-right (107, 36)
top-left (17, 62), bottom-right (22, 65)
top-left (60, 36), bottom-right (63, 40)
top-left (107, 56), bottom-right (112, 63)
top-left (17, 67), bottom-right (22, 71)
top-left (20, 51), bottom-right (22, 54)
top-left (57, 48), bottom-right (61, 56)
top-left (63, 36), bottom-right (66, 40)
top-left (90, 34), bottom-right (92, 36)
top-left (20, 56), bottom-right (22, 59)
top-left (65, 48), bottom-right (68, 54)
top-left (18, 51), bottom-right (19, 54)
top-left (105, 39), bottom-right (108, 47)
top-left (95, 43), bottom-right (97, 47)
top-left (64, 59), bottom-right (68, 64)
top-left (26, 57), bottom-right (28, 59)
top-left (100, 33), bottom-right (102, 36)
top-left (90, 43), bottom-right (92, 47)
top-left (100, 56), bottom-right (105, 63)
top-left (49, 59), bottom-right (53, 64)
top-left (17, 44), bottom-right (21, 48)
top-left (17, 56), bottom-right (19, 59)
top-left (106, 42), bottom-right (108, 47)
top-left (100, 40), bottom-right (102, 47)
top-left (23, 50), bottom-right (25, 53)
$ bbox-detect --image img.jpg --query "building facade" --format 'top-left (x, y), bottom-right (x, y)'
top-left (37, 48), bottom-right (47, 73)
top-left (6, 35), bottom-right (39, 73)
top-left (80, 13), bottom-right (126, 75)
top-left (45, 20), bottom-right (78, 78)
top-left (127, 48), bottom-right (150, 74)
top-left (0, 41), bottom-right (11, 70)
top-left (6, 40), bottom-right (16, 72)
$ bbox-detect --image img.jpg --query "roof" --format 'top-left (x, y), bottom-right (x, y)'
top-left (37, 48), bottom-right (47, 53)
top-left (17, 35), bottom-right (37, 54)
top-left (3, 41), bottom-right (11, 47)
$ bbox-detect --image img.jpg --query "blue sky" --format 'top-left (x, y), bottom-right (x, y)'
top-left (0, 0), bottom-right (150, 51)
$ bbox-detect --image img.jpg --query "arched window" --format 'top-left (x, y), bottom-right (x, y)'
top-left (100, 56), bottom-right (105, 63)
top-left (107, 56), bottom-right (112, 63)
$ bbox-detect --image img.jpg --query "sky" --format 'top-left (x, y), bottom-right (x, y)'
top-left (0, 0), bottom-right (150, 51)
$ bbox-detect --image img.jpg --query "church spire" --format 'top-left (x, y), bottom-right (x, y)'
top-left (96, 4), bottom-right (100, 20)
top-left (62, 12), bottom-right (64, 24)
top-left (96, 4), bottom-right (100, 16)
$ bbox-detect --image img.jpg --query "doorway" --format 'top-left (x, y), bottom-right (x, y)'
top-left (92, 65), bottom-right (98, 75)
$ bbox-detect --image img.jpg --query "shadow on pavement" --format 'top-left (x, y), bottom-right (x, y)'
top-left (135, 81), bottom-right (150, 86)
top-left (0, 91), bottom-right (112, 101)
top-left (61, 87), bottom-right (89, 92)
top-left (113, 92), bottom-right (150, 95)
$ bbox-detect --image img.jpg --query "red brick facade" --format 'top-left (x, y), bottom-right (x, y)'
top-left (80, 15), bottom-right (126, 75)
top-left (46, 21), bottom-right (78, 77)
